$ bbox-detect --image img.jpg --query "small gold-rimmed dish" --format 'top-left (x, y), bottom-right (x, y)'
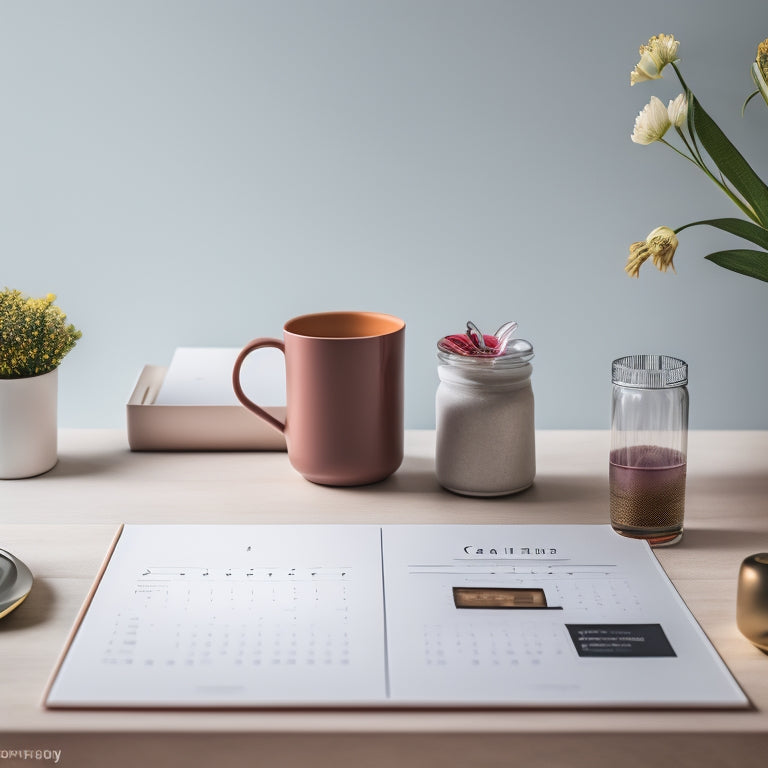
top-left (0, 549), bottom-right (33, 619)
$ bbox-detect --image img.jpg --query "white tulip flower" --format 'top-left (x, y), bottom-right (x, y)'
top-left (631, 96), bottom-right (672, 144)
top-left (667, 93), bottom-right (688, 127)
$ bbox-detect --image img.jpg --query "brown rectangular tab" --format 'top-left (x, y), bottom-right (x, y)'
top-left (452, 587), bottom-right (551, 609)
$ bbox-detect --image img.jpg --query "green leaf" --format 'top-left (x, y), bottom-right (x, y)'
top-left (690, 95), bottom-right (768, 227)
top-left (678, 218), bottom-right (768, 250)
top-left (705, 248), bottom-right (768, 282)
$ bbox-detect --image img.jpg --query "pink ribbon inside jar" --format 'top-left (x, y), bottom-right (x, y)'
top-left (438, 321), bottom-right (519, 358)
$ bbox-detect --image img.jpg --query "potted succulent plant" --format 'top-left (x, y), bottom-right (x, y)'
top-left (0, 289), bottom-right (81, 478)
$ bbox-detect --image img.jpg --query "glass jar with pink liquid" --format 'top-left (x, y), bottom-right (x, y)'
top-left (610, 355), bottom-right (688, 547)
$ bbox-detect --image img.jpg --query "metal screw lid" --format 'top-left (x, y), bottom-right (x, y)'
top-left (612, 355), bottom-right (688, 388)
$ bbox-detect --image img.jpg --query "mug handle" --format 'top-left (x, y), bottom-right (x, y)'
top-left (232, 338), bottom-right (286, 434)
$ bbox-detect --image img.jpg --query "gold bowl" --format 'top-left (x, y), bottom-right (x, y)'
top-left (737, 553), bottom-right (768, 653)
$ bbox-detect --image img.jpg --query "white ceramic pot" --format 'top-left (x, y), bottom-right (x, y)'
top-left (0, 368), bottom-right (58, 479)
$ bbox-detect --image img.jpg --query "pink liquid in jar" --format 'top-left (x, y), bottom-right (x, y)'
top-left (609, 445), bottom-right (686, 546)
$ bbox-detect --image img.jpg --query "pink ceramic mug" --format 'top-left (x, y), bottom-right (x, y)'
top-left (233, 311), bottom-right (405, 486)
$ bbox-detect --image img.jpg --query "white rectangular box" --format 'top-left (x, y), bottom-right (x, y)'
top-left (126, 348), bottom-right (286, 451)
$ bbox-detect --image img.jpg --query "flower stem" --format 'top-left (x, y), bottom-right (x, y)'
top-left (671, 62), bottom-right (689, 92)
top-left (659, 138), bottom-right (700, 169)
top-left (685, 104), bottom-right (708, 168)
top-left (742, 90), bottom-right (760, 115)
top-left (675, 125), bottom-right (706, 168)
top-left (660, 138), bottom-right (760, 223)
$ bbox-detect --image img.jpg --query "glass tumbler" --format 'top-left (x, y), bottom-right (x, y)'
top-left (609, 355), bottom-right (688, 547)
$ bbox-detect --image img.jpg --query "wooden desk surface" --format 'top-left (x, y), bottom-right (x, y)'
top-left (2, 430), bottom-right (768, 768)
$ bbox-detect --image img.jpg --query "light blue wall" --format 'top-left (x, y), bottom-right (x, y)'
top-left (2, 1), bottom-right (767, 429)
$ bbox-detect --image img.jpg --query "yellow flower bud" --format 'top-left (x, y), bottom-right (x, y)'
top-left (626, 226), bottom-right (679, 277)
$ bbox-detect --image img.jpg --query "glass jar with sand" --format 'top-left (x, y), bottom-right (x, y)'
top-left (436, 321), bottom-right (535, 497)
top-left (610, 355), bottom-right (689, 546)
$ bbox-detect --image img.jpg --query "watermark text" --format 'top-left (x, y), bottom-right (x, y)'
top-left (0, 750), bottom-right (61, 764)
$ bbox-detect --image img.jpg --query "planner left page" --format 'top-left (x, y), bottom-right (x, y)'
top-left (46, 525), bottom-right (386, 707)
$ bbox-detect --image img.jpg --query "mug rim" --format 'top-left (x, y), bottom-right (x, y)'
top-left (284, 311), bottom-right (405, 340)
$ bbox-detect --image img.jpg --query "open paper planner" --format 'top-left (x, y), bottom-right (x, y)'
top-left (45, 524), bottom-right (748, 709)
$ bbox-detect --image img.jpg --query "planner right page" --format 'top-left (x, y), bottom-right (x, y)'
top-left (381, 524), bottom-right (748, 708)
